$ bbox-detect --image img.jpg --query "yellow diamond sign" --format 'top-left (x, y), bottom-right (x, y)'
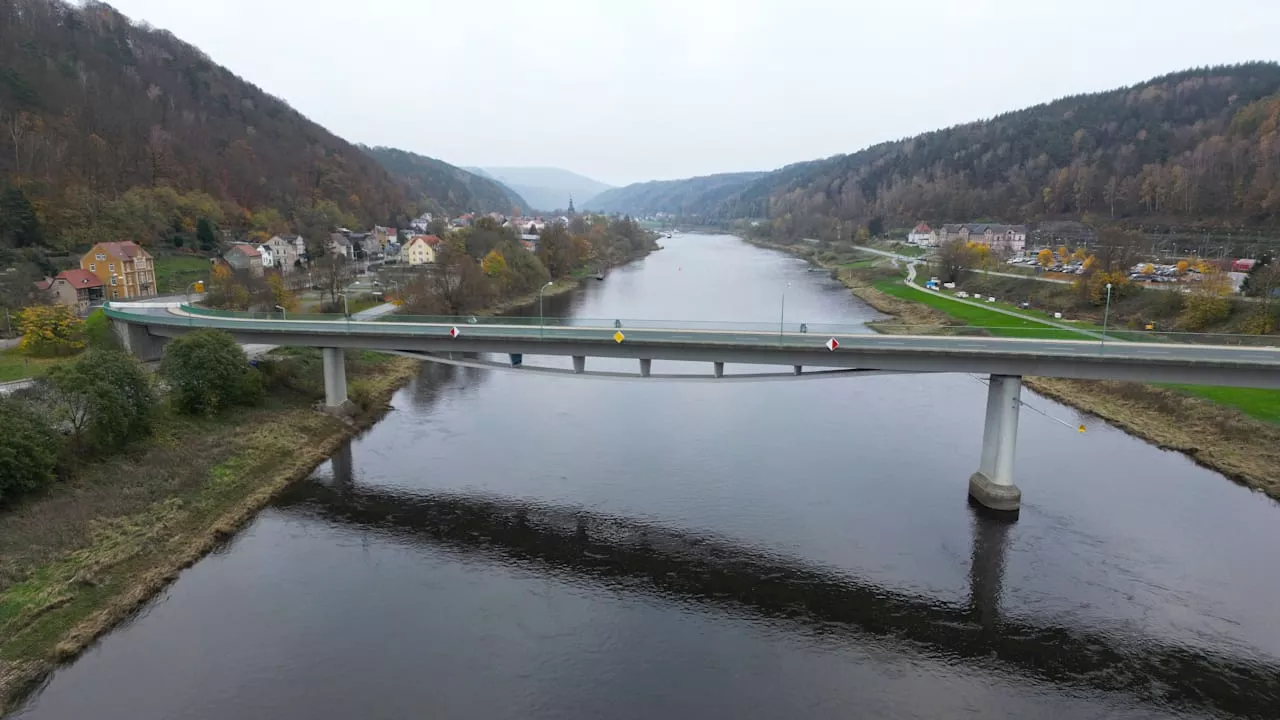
top-left (613, 330), bottom-right (625, 343)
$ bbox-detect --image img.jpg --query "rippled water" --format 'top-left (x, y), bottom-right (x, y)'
top-left (13, 235), bottom-right (1280, 720)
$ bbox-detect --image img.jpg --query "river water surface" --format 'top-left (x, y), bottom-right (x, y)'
top-left (13, 234), bottom-right (1280, 719)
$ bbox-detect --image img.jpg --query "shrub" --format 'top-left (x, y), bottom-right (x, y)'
top-left (160, 329), bottom-right (263, 415)
top-left (16, 304), bottom-right (85, 357)
top-left (43, 350), bottom-right (155, 455)
top-left (1177, 294), bottom-right (1231, 331)
top-left (83, 308), bottom-right (120, 351)
top-left (0, 399), bottom-right (63, 504)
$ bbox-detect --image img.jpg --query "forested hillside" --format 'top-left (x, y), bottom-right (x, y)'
top-left (609, 64), bottom-right (1280, 239)
top-left (584, 171), bottom-right (766, 216)
top-left (364, 148), bottom-right (531, 216)
top-left (0, 0), bottom-right (412, 261)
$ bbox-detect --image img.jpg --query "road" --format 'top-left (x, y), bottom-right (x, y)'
top-left (852, 245), bottom-right (1075, 285)
top-left (901, 262), bottom-right (1107, 340)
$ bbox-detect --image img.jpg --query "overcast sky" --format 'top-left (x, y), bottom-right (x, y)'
top-left (98, 0), bottom-right (1280, 187)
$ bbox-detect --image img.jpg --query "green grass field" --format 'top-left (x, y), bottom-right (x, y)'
top-left (873, 274), bottom-right (1280, 423)
top-left (153, 256), bottom-right (212, 295)
top-left (0, 347), bottom-right (76, 383)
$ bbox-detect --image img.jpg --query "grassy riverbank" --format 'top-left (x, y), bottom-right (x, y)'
top-left (745, 237), bottom-right (1280, 502)
top-left (0, 351), bottom-right (420, 713)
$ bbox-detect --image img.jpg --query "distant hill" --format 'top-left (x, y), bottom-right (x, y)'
top-left (467, 167), bottom-right (612, 212)
top-left (594, 63), bottom-right (1280, 235)
top-left (364, 148), bottom-right (530, 216)
top-left (584, 172), bottom-right (768, 217)
top-left (0, 0), bottom-right (414, 254)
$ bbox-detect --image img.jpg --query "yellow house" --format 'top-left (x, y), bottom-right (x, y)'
top-left (403, 235), bottom-right (440, 266)
top-left (80, 241), bottom-right (157, 300)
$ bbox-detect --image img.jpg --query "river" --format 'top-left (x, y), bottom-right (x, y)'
top-left (12, 234), bottom-right (1280, 719)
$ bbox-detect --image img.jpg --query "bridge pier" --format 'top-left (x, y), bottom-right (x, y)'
top-left (713, 361), bottom-right (724, 378)
top-left (968, 374), bottom-right (1022, 514)
top-left (112, 320), bottom-right (168, 361)
top-left (322, 347), bottom-right (350, 413)
top-left (573, 355), bottom-right (586, 374)
top-left (639, 359), bottom-right (651, 377)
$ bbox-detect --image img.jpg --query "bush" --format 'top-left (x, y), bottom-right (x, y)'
top-left (43, 350), bottom-right (155, 455)
top-left (1177, 294), bottom-right (1231, 331)
top-left (0, 399), bottom-right (63, 504)
top-left (161, 329), bottom-right (264, 415)
top-left (83, 308), bottom-right (120, 351)
top-left (16, 304), bottom-right (85, 357)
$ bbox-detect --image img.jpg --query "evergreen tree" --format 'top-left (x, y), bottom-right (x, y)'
top-left (197, 217), bottom-right (217, 252)
top-left (0, 187), bottom-right (45, 249)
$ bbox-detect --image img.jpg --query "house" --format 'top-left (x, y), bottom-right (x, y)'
top-left (907, 223), bottom-right (937, 246)
top-left (36, 269), bottom-right (104, 315)
top-left (265, 234), bottom-right (306, 271)
top-left (403, 235), bottom-right (440, 266)
top-left (80, 241), bottom-right (156, 300)
top-left (372, 226), bottom-right (398, 251)
top-left (409, 214), bottom-right (432, 232)
top-left (224, 243), bottom-right (264, 276)
top-left (328, 233), bottom-right (353, 259)
top-left (938, 224), bottom-right (1027, 254)
top-left (257, 244), bottom-right (274, 269)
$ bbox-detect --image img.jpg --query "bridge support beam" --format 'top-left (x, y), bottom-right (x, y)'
top-left (639, 359), bottom-right (651, 377)
top-left (112, 320), bottom-right (168, 362)
top-left (968, 374), bottom-right (1022, 514)
top-left (322, 347), bottom-right (350, 413)
top-left (793, 365), bottom-right (802, 376)
top-left (573, 355), bottom-right (586, 374)
top-left (713, 361), bottom-right (724, 378)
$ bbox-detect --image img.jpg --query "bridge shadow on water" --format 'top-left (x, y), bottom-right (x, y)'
top-left (293, 445), bottom-right (1280, 719)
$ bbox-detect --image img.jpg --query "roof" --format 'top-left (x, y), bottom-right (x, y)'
top-left (94, 240), bottom-right (145, 259)
top-left (913, 223), bottom-right (932, 233)
top-left (329, 233), bottom-right (351, 246)
top-left (423, 234), bottom-right (442, 246)
top-left (227, 244), bottom-right (260, 258)
top-left (57, 269), bottom-right (104, 288)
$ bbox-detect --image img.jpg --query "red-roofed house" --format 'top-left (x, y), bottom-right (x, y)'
top-left (403, 235), bottom-right (440, 266)
top-left (38, 269), bottom-right (105, 315)
top-left (80, 241), bottom-right (156, 299)
top-left (224, 243), bottom-right (264, 276)
top-left (908, 223), bottom-right (937, 246)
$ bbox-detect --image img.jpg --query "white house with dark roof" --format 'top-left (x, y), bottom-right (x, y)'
top-left (908, 222), bottom-right (937, 246)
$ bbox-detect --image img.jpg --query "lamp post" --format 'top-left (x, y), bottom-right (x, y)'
top-left (275, 304), bottom-right (287, 320)
top-left (779, 281), bottom-right (791, 337)
top-left (185, 280), bottom-right (204, 306)
top-left (538, 281), bottom-right (554, 337)
top-left (336, 292), bottom-right (349, 318)
top-left (1101, 282), bottom-right (1113, 348)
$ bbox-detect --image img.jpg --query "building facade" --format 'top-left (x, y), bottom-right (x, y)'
top-left (224, 244), bottom-right (264, 276)
top-left (938, 224), bottom-right (1028, 254)
top-left (403, 235), bottom-right (439, 266)
top-left (80, 241), bottom-right (156, 300)
top-left (265, 234), bottom-right (306, 272)
top-left (37, 269), bottom-right (104, 315)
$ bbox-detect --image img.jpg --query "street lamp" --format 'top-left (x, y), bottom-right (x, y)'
top-left (538, 281), bottom-right (554, 337)
top-left (779, 281), bottom-right (791, 337)
top-left (185, 280), bottom-right (205, 306)
top-left (275, 304), bottom-right (287, 320)
top-left (336, 291), bottom-right (349, 318)
top-left (1101, 282), bottom-right (1113, 348)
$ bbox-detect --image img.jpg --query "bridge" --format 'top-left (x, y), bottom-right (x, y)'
top-left (105, 301), bottom-right (1280, 515)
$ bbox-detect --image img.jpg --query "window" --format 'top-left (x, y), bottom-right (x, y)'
top-left (95, 253), bottom-right (105, 261)
top-left (112, 290), bottom-right (118, 298)
top-left (110, 276), bottom-right (117, 286)
top-left (89, 264), bottom-right (96, 272)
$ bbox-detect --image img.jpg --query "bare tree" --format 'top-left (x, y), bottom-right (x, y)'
top-left (936, 239), bottom-right (976, 283)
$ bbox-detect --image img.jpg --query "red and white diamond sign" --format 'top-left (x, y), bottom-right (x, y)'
top-left (449, 326), bottom-right (460, 338)
top-left (825, 337), bottom-right (839, 351)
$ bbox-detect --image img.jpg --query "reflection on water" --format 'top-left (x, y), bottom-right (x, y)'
top-left (275, 467), bottom-right (1280, 719)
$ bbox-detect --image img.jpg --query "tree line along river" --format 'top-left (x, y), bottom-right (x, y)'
top-left (11, 234), bottom-right (1280, 720)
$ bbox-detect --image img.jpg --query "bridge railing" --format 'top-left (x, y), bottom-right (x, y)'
top-left (147, 305), bottom-right (1280, 349)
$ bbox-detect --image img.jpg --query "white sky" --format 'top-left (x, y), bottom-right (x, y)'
top-left (99, 0), bottom-right (1280, 186)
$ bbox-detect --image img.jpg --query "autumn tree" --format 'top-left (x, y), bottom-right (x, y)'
top-left (267, 273), bottom-right (299, 312)
top-left (17, 305), bottom-right (85, 357)
top-left (1037, 248), bottom-right (1054, 267)
top-left (937, 239), bottom-right (976, 283)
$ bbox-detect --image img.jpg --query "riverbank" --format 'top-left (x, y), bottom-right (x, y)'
top-left (744, 237), bottom-right (1280, 501)
top-left (0, 352), bottom-right (420, 713)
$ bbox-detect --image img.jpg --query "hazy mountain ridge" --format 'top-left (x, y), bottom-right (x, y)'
top-left (363, 148), bottom-right (531, 216)
top-left (468, 167), bottom-right (613, 212)
top-left (584, 171), bottom-right (768, 217)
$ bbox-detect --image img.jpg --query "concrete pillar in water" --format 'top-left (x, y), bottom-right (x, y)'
top-left (573, 356), bottom-right (586, 374)
top-left (968, 374), bottom-right (1022, 514)
top-left (322, 347), bottom-right (349, 412)
top-left (639, 358), bottom-right (651, 377)
top-left (713, 361), bottom-right (724, 378)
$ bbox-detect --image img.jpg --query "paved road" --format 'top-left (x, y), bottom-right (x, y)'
top-left (902, 262), bottom-right (1107, 340)
top-left (106, 303), bottom-right (1280, 370)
